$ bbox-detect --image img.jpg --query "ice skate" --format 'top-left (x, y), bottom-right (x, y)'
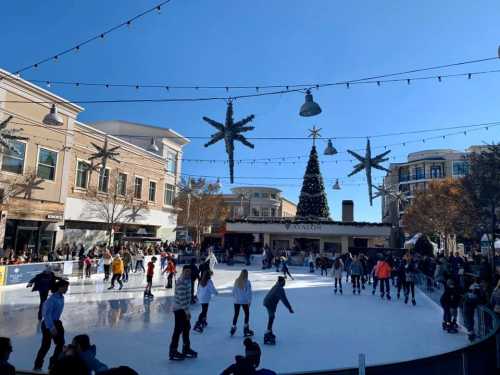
top-left (386, 294), bottom-right (391, 301)
top-left (404, 296), bottom-right (409, 304)
top-left (412, 299), bottom-right (416, 306)
top-left (244, 325), bottom-right (254, 337)
top-left (193, 321), bottom-right (203, 333)
top-left (334, 288), bottom-right (337, 294)
top-left (182, 347), bottom-right (198, 358)
top-left (442, 322), bottom-right (448, 331)
top-left (372, 289), bottom-right (376, 295)
top-left (357, 288), bottom-right (361, 294)
top-left (169, 350), bottom-right (185, 361)
top-left (352, 289), bottom-right (356, 294)
top-left (118, 285), bottom-right (123, 290)
top-left (339, 289), bottom-right (343, 295)
top-left (380, 292), bottom-right (385, 299)
top-left (264, 331), bottom-right (276, 345)
top-left (201, 318), bottom-right (208, 328)
top-left (107, 286), bottom-right (114, 290)
top-left (230, 325), bottom-right (237, 337)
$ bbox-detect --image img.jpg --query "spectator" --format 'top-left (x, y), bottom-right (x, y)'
top-left (71, 334), bottom-right (108, 374)
top-left (49, 354), bottom-right (88, 375)
top-left (0, 337), bottom-right (15, 375)
top-left (463, 279), bottom-right (487, 341)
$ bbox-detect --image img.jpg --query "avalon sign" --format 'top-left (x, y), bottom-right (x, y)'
top-left (47, 214), bottom-right (63, 220)
top-left (285, 223), bottom-right (322, 231)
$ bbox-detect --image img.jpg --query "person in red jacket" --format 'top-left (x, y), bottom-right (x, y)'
top-left (163, 257), bottom-right (176, 289)
top-left (375, 257), bottom-right (392, 300)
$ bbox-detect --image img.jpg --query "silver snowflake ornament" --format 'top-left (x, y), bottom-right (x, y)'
top-left (88, 136), bottom-right (121, 170)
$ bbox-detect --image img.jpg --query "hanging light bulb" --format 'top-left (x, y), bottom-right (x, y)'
top-left (43, 104), bottom-right (63, 126)
top-left (332, 179), bottom-right (341, 190)
top-left (324, 139), bottom-right (338, 155)
top-left (299, 89), bottom-right (322, 117)
top-left (147, 137), bottom-right (159, 152)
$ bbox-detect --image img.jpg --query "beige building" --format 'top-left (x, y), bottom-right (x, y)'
top-left (0, 68), bottom-right (188, 254)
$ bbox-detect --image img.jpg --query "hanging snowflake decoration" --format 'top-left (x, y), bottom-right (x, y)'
top-left (371, 183), bottom-right (396, 200)
top-left (347, 139), bottom-right (391, 206)
top-left (0, 116), bottom-right (29, 154)
top-left (89, 136), bottom-right (121, 170)
top-left (203, 100), bottom-right (255, 183)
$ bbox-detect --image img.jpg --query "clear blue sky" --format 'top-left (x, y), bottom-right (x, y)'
top-left (2, 0), bottom-right (499, 221)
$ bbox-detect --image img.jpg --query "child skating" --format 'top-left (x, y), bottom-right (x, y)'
top-left (144, 256), bottom-right (157, 298)
top-left (193, 271), bottom-right (218, 333)
top-left (263, 276), bottom-right (294, 345)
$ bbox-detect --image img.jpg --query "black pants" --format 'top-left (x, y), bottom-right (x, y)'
top-left (85, 264), bottom-right (92, 278)
top-left (379, 278), bottom-right (390, 296)
top-left (443, 307), bottom-right (457, 324)
top-left (34, 320), bottom-right (65, 370)
top-left (166, 272), bottom-right (174, 288)
top-left (103, 264), bottom-right (110, 280)
top-left (283, 267), bottom-right (293, 279)
top-left (232, 304), bottom-right (250, 326)
top-left (110, 273), bottom-right (123, 288)
top-left (396, 277), bottom-right (406, 296)
top-left (38, 290), bottom-right (49, 320)
top-left (405, 281), bottom-right (415, 299)
top-left (197, 303), bottom-right (209, 323)
top-left (309, 262), bottom-right (315, 272)
top-left (372, 276), bottom-right (379, 291)
top-left (352, 275), bottom-right (361, 290)
top-left (135, 260), bottom-right (145, 272)
top-left (266, 306), bottom-right (276, 331)
top-left (321, 267), bottom-right (328, 276)
top-left (334, 278), bottom-right (342, 290)
top-left (170, 309), bottom-right (191, 351)
top-left (123, 265), bottom-right (129, 282)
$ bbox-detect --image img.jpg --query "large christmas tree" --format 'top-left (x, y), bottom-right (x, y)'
top-left (296, 145), bottom-right (330, 219)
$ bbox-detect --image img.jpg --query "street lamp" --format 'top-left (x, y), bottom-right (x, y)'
top-left (324, 139), bottom-right (338, 155)
top-left (43, 104), bottom-right (63, 126)
top-left (299, 90), bottom-right (322, 117)
top-left (147, 137), bottom-right (159, 152)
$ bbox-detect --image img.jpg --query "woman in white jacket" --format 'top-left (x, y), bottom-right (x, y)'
top-left (231, 269), bottom-right (254, 337)
top-left (193, 270), bottom-right (218, 333)
top-left (206, 250), bottom-right (218, 273)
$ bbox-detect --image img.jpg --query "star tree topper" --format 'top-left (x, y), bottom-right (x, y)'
top-left (88, 136), bottom-right (121, 170)
top-left (0, 116), bottom-right (29, 154)
top-left (203, 100), bottom-right (255, 183)
top-left (347, 139), bottom-right (391, 206)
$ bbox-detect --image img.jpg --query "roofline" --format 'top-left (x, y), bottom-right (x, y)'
top-left (90, 120), bottom-right (190, 145)
top-left (75, 121), bottom-right (166, 162)
top-left (0, 67), bottom-right (84, 113)
top-left (281, 197), bottom-right (297, 206)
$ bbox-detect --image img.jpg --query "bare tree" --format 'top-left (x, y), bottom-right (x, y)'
top-left (84, 169), bottom-right (148, 246)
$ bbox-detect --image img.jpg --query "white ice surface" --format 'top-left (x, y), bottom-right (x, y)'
top-left (0, 265), bottom-right (469, 374)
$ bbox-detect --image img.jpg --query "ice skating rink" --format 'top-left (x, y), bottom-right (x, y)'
top-left (0, 265), bottom-right (469, 374)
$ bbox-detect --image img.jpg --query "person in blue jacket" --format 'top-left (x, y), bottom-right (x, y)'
top-left (34, 279), bottom-right (69, 371)
top-left (71, 334), bottom-right (108, 374)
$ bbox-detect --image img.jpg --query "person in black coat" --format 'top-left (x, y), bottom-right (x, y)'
top-left (27, 266), bottom-right (62, 321)
top-left (440, 279), bottom-right (461, 332)
top-left (187, 258), bottom-right (200, 304)
top-left (263, 277), bottom-right (294, 335)
top-left (0, 337), bottom-right (15, 375)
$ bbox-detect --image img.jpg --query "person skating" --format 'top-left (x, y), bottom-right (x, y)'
top-left (393, 258), bottom-right (405, 299)
top-left (26, 265), bottom-right (62, 321)
top-left (83, 255), bottom-right (92, 279)
top-left (463, 279), bottom-right (486, 341)
top-left (0, 337), bottom-right (15, 375)
top-left (307, 252), bottom-right (315, 273)
top-left (231, 269), bottom-right (254, 337)
top-left (403, 254), bottom-right (418, 305)
top-left (206, 249), bottom-right (218, 273)
top-left (144, 256), bottom-right (157, 298)
top-left (350, 255), bottom-right (364, 294)
top-left (440, 279), bottom-right (461, 333)
top-left (102, 250), bottom-right (112, 281)
top-left (193, 270), bottom-right (218, 333)
top-left (344, 253), bottom-right (352, 283)
top-left (34, 279), bottom-right (70, 371)
top-left (332, 258), bottom-right (344, 294)
top-left (134, 250), bottom-right (145, 273)
top-left (281, 257), bottom-right (294, 280)
top-left (263, 276), bottom-right (294, 345)
top-left (169, 265), bottom-right (197, 360)
top-left (187, 258), bottom-right (200, 304)
top-left (375, 257), bottom-right (392, 300)
top-left (108, 254), bottom-right (124, 290)
top-left (163, 256), bottom-right (176, 289)
top-left (121, 249), bottom-right (132, 283)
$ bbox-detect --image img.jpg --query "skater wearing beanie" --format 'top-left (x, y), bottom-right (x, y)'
top-left (375, 257), bottom-right (392, 300)
top-left (440, 279), bottom-right (461, 333)
top-left (144, 257), bottom-right (156, 298)
top-left (170, 265), bottom-right (197, 360)
top-left (193, 271), bottom-right (218, 333)
top-left (263, 276), bottom-right (294, 345)
top-left (350, 255), bottom-right (364, 294)
top-left (108, 255), bottom-right (124, 290)
top-left (231, 270), bottom-right (254, 337)
top-left (332, 258), bottom-right (344, 294)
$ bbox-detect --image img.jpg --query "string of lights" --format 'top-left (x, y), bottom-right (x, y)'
top-left (5, 1), bottom-right (173, 76)
top-left (2, 68), bottom-right (500, 105)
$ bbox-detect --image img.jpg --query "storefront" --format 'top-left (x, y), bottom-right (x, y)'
top-left (4, 217), bottom-right (61, 255)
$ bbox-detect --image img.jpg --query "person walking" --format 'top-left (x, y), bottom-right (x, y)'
top-left (193, 271), bottom-right (218, 333)
top-left (34, 279), bottom-right (69, 371)
top-left (144, 256), bottom-right (157, 298)
top-left (332, 258), bottom-right (344, 294)
top-left (231, 269), bottom-right (254, 337)
top-left (102, 250), bottom-right (112, 282)
top-left (375, 257), bottom-right (392, 300)
top-left (350, 255), bottom-right (364, 294)
top-left (26, 266), bottom-right (61, 321)
top-left (169, 266), bottom-right (197, 360)
top-left (263, 276), bottom-right (294, 345)
top-left (121, 249), bottom-right (132, 283)
top-left (108, 255), bottom-right (124, 290)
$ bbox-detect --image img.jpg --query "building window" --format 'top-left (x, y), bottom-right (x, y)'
top-left (76, 161), bottom-right (90, 189)
top-left (261, 207), bottom-right (270, 217)
top-left (271, 207), bottom-right (276, 217)
top-left (164, 183), bottom-right (175, 205)
top-left (149, 181), bottom-right (157, 202)
top-left (430, 165), bottom-right (443, 179)
top-left (1, 140), bottom-right (26, 174)
top-left (414, 166), bottom-right (425, 180)
top-left (134, 177), bottom-right (143, 199)
top-left (253, 192), bottom-right (260, 198)
top-left (98, 168), bottom-right (109, 193)
top-left (453, 161), bottom-right (469, 176)
top-left (166, 151), bottom-right (177, 174)
top-left (252, 208), bottom-right (260, 216)
top-left (117, 173), bottom-right (127, 195)
top-left (37, 148), bottom-right (57, 180)
top-left (261, 192), bottom-right (269, 199)
top-left (270, 193), bottom-right (277, 199)
top-left (399, 167), bottom-right (410, 182)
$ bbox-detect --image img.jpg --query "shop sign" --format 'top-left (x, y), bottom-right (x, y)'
top-left (284, 223), bottom-right (322, 231)
top-left (47, 214), bottom-right (63, 220)
top-left (0, 266), bottom-right (6, 286)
